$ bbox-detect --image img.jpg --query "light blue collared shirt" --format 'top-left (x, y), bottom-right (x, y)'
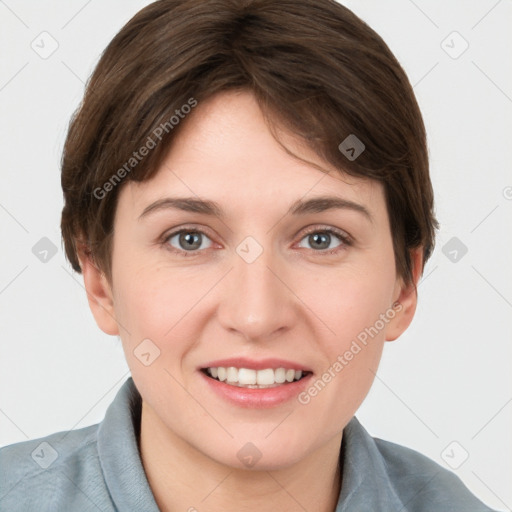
top-left (0, 377), bottom-right (498, 511)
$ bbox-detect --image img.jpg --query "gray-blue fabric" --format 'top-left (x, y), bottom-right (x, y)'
top-left (0, 377), bottom-right (498, 511)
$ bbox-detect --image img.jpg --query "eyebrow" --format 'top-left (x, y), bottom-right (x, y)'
top-left (138, 195), bottom-right (373, 222)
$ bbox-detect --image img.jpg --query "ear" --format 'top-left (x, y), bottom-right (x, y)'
top-left (385, 248), bottom-right (423, 342)
top-left (77, 245), bottom-right (119, 336)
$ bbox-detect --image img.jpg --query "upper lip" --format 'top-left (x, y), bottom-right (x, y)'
top-left (200, 357), bottom-right (313, 372)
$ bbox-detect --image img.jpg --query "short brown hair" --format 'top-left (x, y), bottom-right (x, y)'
top-left (61, 0), bottom-right (438, 285)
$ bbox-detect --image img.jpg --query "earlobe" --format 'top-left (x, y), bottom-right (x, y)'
top-left (77, 246), bottom-right (119, 336)
top-left (385, 248), bottom-right (423, 342)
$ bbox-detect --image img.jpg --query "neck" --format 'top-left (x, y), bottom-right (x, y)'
top-left (138, 401), bottom-right (343, 512)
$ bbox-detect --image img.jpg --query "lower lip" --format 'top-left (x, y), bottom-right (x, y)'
top-left (199, 370), bottom-right (313, 409)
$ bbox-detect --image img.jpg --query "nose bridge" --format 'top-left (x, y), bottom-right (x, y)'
top-left (218, 239), bottom-right (293, 341)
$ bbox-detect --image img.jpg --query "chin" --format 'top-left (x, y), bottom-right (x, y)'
top-left (205, 436), bottom-right (312, 472)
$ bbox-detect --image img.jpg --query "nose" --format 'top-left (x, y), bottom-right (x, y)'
top-left (216, 245), bottom-right (297, 343)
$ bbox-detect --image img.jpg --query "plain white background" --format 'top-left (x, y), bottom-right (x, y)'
top-left (0, 1), bottom-right (510, 510)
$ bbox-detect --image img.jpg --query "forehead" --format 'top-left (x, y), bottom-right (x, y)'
top-left (117, 90), bottom-right (386, 222)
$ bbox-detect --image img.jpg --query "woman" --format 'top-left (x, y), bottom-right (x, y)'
top-left (0, 0), bottom-right (498, 510)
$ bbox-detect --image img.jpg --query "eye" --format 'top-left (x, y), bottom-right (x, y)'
top-left (161, 225), bottom-right (352, 257)
top-left (296, 227), bottom-right (351, 255)
top-left (163, 228), bottom-right (213, 256)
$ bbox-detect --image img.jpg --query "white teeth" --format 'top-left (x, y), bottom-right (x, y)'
top-left (274, 368), bottom-right (286, 383)
top-left (256, 368), bottom-right (275, 385)
top-left (238, 368), bottom-right (257, 385)
top-left (205, 366), bottom-right (307, 387)
top-left (226, 366), bottom-right (238, 383)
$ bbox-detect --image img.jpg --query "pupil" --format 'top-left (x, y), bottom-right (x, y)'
top-left (181, 232), bottom-right (200, 249)
top-left (311, 233), bottom-right (329, 250)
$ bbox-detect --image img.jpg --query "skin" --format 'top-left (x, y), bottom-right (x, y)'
top-left (79, 89), bottom-right (422, 512)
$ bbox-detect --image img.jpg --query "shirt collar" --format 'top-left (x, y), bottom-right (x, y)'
top-left (335, 416), bottom-right (406, 511)
top-left (97, 377), bottom-right (160, 511)
top-left (97, 377), bottom-right (405, 511)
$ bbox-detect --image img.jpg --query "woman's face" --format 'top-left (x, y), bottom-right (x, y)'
top-left (89, 89), bottom-right (418, 470)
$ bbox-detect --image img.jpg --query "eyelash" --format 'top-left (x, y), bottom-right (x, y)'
top-left (160, 225), bottom-right (353, 258)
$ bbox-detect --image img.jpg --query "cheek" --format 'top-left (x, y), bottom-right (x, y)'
top-left (297, 282), bottom-right (392, 434)
top-left (112, 261), bottom-right (210, 350)
top-left (303, 263), bottom-right (397, 350)
top-left (302, 263), bottom-right (396, 420)
top-left (112, 267), bottom-right (195, 393)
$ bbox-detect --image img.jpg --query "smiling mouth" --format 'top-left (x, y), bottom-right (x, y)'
top-left (201, 367), bottom-right (312, 389)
